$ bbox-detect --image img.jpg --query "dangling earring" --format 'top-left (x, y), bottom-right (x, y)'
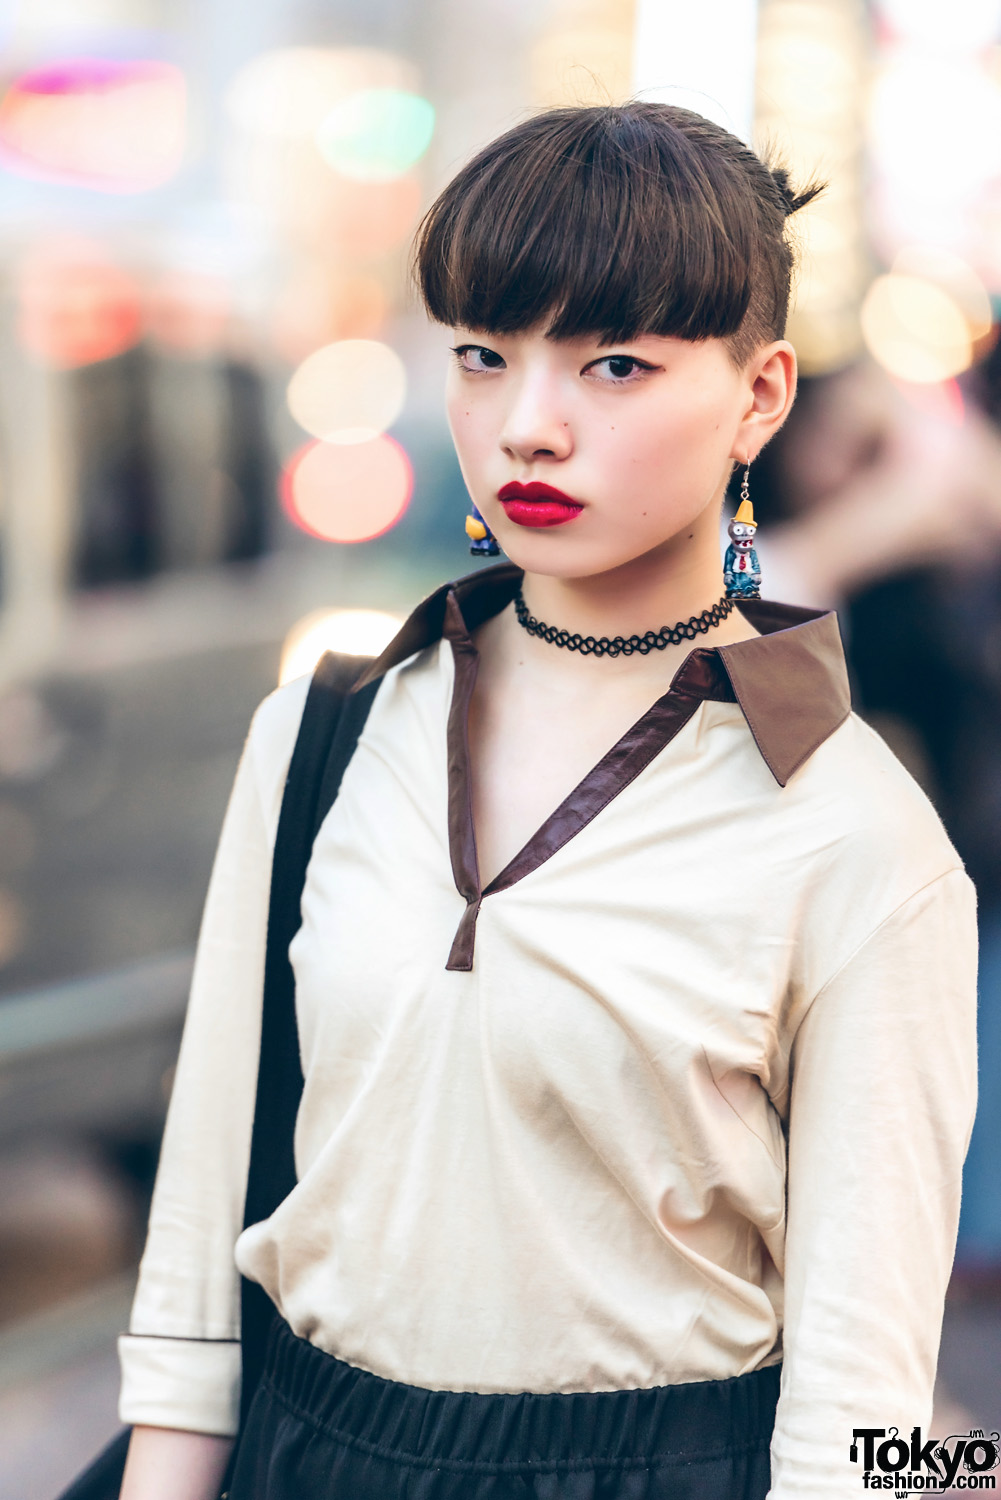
top-left (465, 502), bottom-right (500, 557)
top-left (724, 463), bottom-right (762, 600)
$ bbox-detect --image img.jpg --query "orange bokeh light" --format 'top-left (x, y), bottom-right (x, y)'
top-left (0, 59), bottom-right (186, 192)
top-left (18, 242), bottom-right (143, 368)
top-left (281, 435), bottom-right (412, 542)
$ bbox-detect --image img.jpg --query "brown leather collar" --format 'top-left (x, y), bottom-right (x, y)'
top-left (352, 561), bottom-right (851, 787)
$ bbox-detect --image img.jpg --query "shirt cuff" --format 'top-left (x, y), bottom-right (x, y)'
top-left (118, 1333), bottom-right (241, 1436)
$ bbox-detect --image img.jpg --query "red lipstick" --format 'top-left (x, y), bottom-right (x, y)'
top-left (498, 481), bottom-right (584, 528)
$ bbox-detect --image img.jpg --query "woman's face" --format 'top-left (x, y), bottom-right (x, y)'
top-left (445, 325), bottom-right (791, 579)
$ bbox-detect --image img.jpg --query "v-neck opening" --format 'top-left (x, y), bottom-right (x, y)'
top-left (443, 619), bottom-right (737, 972)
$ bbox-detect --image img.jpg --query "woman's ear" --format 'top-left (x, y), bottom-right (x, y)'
top-left (733, 340), bottom-right (797, 462)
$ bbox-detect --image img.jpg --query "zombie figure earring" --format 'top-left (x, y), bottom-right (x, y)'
top-left (465, 502), bottom-right (500, 557)
top-left (724, 466), bottom-right (761, 599)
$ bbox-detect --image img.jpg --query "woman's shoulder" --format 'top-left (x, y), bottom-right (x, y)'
top-left (779, 712), bottom-right (974, 999)
top-left (796, 708), bottom-right (966, 892)
top-left (817, 708), bottom-right (946, 807)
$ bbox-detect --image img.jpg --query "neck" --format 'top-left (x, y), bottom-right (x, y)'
top-left (519, 525), bottom-right (726, 646)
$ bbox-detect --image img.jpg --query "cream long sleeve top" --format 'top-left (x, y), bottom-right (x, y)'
top-left (118, 563), bottom-right (978, 1499)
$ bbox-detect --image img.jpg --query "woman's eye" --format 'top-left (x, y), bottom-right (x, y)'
top-left (451, 345), bottom-right (505, 373)
top-left (587, 355), bottom-right (653, 382)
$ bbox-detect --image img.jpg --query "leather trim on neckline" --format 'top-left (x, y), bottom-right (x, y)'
top-left (354, 562), bottom-right (852, 792)
top-left (444, 647), bottom-right (736, 972)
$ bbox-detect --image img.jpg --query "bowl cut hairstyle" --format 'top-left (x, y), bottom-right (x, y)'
top-left (415, 101), bottom-right (822, 368)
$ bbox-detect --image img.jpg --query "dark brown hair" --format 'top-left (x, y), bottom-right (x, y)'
top-left (415, 102), bottom-right (822, 367)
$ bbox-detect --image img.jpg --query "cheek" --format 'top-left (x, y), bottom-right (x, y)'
top-left (444, 382), bottom-right (466, 445)
top-left (597, 396), bottom-right (724, 497)
top-left (587, 407), bottom-right (663, 482)
top-left (445, 386), bottom-right (493, 471)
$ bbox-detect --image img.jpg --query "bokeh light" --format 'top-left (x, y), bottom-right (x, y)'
top-left (286, 339), bottom-right (406, 444)
top-left (281, 435), bottom-right (412, 542)
top-left (18, 241), bottom-right (143, 368)
top-left (316, 89), bottom-right (434, 181)
top-left (891, 247), bottom-right (992, 339)
top-left (225, 47), bottom-right (417, 140)
top-left (861, 273), bottom-right (973, 383)
top-left (0, 59), bottom-right (186, 191)
top-left (279, 607), bottom-right (402, 684)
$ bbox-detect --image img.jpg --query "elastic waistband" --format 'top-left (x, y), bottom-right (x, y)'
top-left (261, 1318), bottom-right (781, 1474)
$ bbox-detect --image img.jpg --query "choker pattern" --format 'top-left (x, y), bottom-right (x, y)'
top-left (512, 588), bottom-right (734, 658)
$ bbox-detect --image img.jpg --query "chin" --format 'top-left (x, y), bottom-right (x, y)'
top-left (496, 530), bottom-right (662, 581)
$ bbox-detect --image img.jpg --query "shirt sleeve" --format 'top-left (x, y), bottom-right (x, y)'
top-left (768, 866), bottom-right (978, 1499)
top-left (117, 679), bottom-right (306, 1436)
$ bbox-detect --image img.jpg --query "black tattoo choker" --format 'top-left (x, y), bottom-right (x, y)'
top-left (512, 588), bottom-right (734, 659)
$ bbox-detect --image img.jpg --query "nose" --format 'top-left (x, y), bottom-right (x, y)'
top-left (499, 369), bottom-right (573, 465)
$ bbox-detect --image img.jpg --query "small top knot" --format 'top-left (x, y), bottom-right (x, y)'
top-left (770, 163), bottom-right (825, 219)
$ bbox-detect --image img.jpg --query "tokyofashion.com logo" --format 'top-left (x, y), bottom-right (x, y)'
top-left (851, 1427), bottom-right (1000, 1493)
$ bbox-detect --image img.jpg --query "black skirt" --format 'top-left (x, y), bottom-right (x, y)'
top-left (226, 1317), bottom-right (780, 1500)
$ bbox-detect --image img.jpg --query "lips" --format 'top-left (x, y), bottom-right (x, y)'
top-left (497, 481), bottom-right (583, 528)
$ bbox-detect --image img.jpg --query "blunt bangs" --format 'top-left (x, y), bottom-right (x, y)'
top-left (416, 103), bottom-right (819, 361)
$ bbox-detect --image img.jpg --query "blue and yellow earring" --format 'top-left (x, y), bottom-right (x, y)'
top-left (465, 503), bottom-right (500, 557)
top-left (723, 466), bottom-right (762, 599)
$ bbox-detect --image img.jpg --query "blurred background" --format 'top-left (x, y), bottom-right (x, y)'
top-left (0, 0), bottom-right (998, 1492)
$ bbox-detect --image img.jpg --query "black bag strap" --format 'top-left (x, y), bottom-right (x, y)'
top-left (239, 650), bottom-right (379, 1424)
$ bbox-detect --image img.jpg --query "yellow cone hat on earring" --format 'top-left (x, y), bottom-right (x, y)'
top-left (465, 514), bottom-right (488, 541)
top-left (734, 497), bottom-right (757, 528)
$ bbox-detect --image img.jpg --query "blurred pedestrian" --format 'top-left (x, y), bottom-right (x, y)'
top-left (760, 360), bottom-right (1001, 1285)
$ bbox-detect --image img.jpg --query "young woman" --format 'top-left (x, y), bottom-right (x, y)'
top-left (116, 103), bottom-right (978, 1500)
